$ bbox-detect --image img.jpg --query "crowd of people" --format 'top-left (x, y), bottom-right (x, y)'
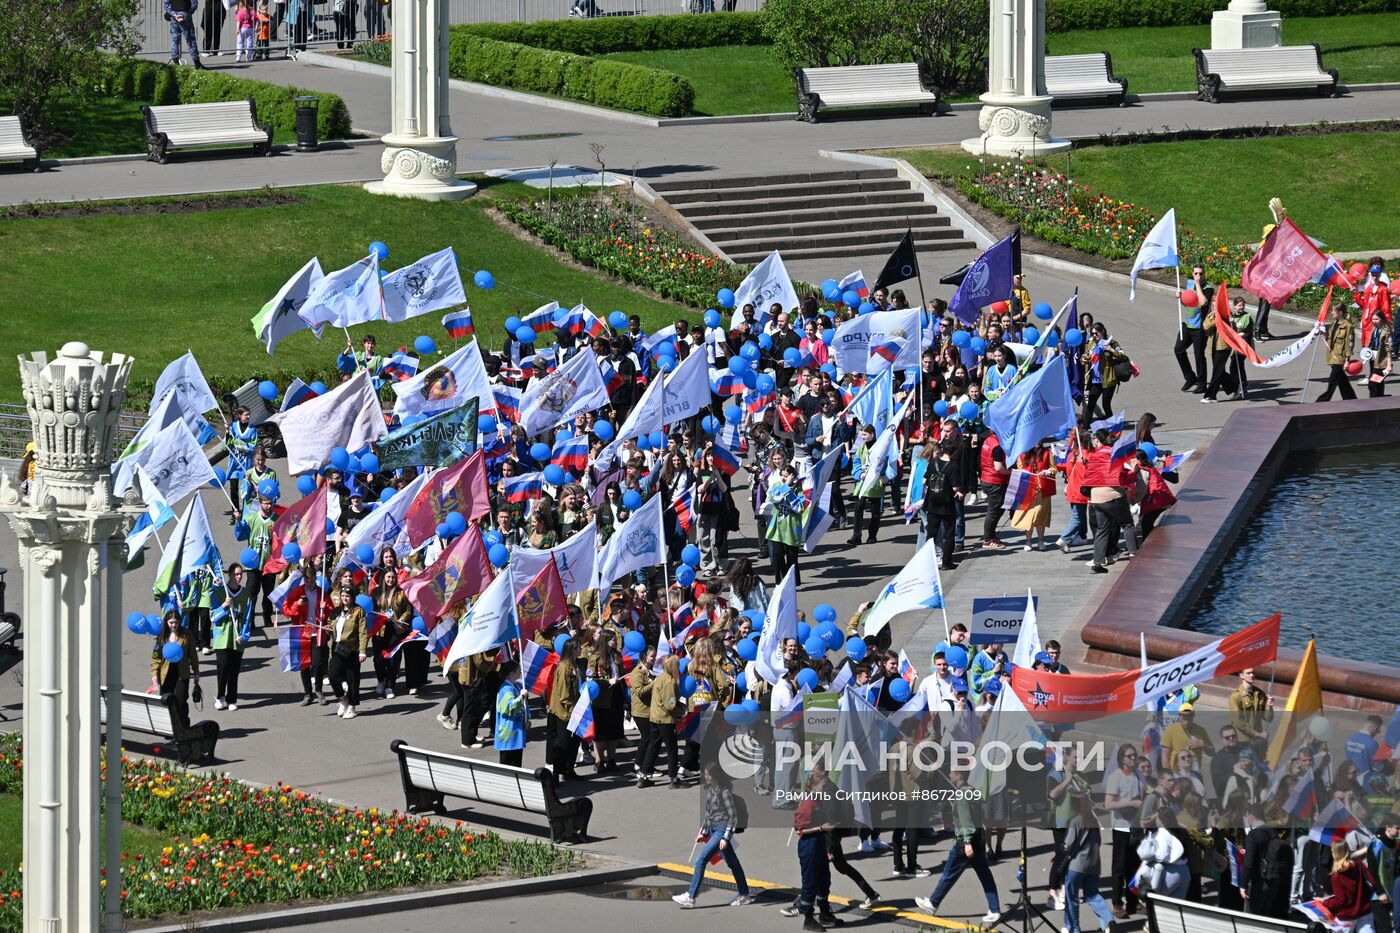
top-left (163, 0), bottom-right (386, 68)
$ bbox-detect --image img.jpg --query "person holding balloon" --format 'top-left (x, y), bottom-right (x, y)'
top-left (151, 609), bottom-right (200, 733)
top-left (238, 447), bottom-right (277, 526)
top-left (1174, 268), bottom-right (1209, 394)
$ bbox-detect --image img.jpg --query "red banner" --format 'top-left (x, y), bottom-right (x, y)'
top-left (1011, 614), bottom-right (1280, 720)
top-left (1241, 218), bottom-right (1327, 306)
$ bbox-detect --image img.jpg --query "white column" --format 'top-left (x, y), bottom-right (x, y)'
top-left (962, 0), bottom-right (1069, 158)
top-left (0, 342), bottom-right (139, 933)
top-left (365, 0), bottom-right (475, 201)
top-left (1211, 0), bottom-right (1283, 49)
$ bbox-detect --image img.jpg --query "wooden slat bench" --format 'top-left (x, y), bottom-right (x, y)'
top-left (141, 99), bottom-right (274, 164)
top-left (793, 63), bottom-right (940, 123)
top-left (99, 685), bottom-right (220, 765)
top-left (1046, 52), bottom-right (1128, 105)
top-left (0, 116), bottom-right (39, 173)
top-left (390, 739), bottom-right (592, 844)
top-left (1193, 45), bottom-right (1338, 102)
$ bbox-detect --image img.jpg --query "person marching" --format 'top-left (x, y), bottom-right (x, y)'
top-left (547, 638), bottom-right (583, 783)
top-left (327, 585), bottom-right (368, 719)
top-left (915, 768), bottom-right (1003, 923)
top-left (239, 448), bottom-right (277, 523)
top-left (151, 609), bottom-right (200, 734)
top-left (213, 562), bottom-right (254, 711)
top-left (494, 659), bottom-right (528, 767)
top-left (1317, 299), bottom-right (1358, 402)
top-left (640, 654), bottom-right (682, 788)
top-left (672, 763), bottom-right (754, 909)
top-left (765, 465), bottom-right (806, 586)
top-left (370, 569), bottom-right (412, 700)
top-left (225, 407), bottom-right (259, 523)
top-left (630, 645), bottom-right (657, 784)
top-left (848, 424), bottom-right (885, 545)
top-left (241, 494), bottom-right (280, 631)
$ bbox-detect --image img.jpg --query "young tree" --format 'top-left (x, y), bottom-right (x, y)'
top-left (0, 0), bottom-right (141, 133)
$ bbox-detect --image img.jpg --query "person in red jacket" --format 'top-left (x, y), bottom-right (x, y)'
top-left (978, 431), bottom-right (1011, 550)
top-left (1082, 430), bottom-right (1138, 574)
top-left (1136, 452), bottom-right (1178, 539)
top-left (1056, 429), bottom-right (1091, 553)
top-left (1328, 838), bottom-right (1377, 933)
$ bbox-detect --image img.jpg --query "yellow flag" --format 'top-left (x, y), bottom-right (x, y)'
top-left (1266, 637), bottom-right (1323, 769)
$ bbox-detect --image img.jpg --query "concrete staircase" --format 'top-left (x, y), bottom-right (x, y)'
top-left (647, 168), bottom-right (975, 265)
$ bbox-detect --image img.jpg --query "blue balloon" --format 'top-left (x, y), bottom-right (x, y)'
top-left (724, 404), bottom-right (743, 425)
top-left (944, 645), bottom-right (969, 672)
top-left (681, 545), bottom-right (701, 567)
top-left (742, 370), bottom-right (757, 390)
top-left (820, 363), bottom-right (837, 377)
top-left (845, 636), bottom-right (867, 661)
top-left (970, 337), bottom-right (988, 355)
top-left (717, 288), bottom-right (736, 309)
top-left (483, 529), bottom-right (503, 548)
top-left (515, 325), bottom-right (536, 344)
top-left (758, 333), bottom-right (773, 351)
top-left (282, 543), bottom-right (302, 564)
top-left (657, 355), bottom-right (676, 373)
top-left (1034, 301), bottom-right (1054, 320)
top-left (608, 311), bottom-right (628, 331)
top-left (488, 543), bottom-right (510, 567)
top-left (210, 466), bottom-right (227, 488)
top-left (369, 241), bottom-right (389, 261)
top-left (648, 430), bottom-right (667, 450)
top-left (725, 704), bottom-right (758, 726)
top-left (623, 631), bottom-right (646, 654)
top-left (741, 697), bottom-right (760, 713)
top-left (797, 622), bottom-right (811, 642)
top-left (161, 642), bottom-right (184, 663)
top-left (736, 638), bottom-right (758, 662)
top-left (700, 415), bottom-right (719, 434)
top-left (543, 464), bottom-right (566, 486)
top-left (635, 435), bottom-right (651, 452)
top-left (783, 347), bottom-right (802, 367)
top-left (446, 512), bottom-right (467, 536)
top-left (310, 381), bottom-right (328, 395)
top-left (1023, 325), bottom-right (1039, 342)
top-left (951, 330), bottom-right (971, 349)
top-left (842, 290), bottom-right (861, 308)
top-left (296, 474), bottom-right (316, 496)
top-left (504, 316), bottom-right (521, 333)
top-left (679, 658), bottom-right (690, 675)
top-left (749, 616), bottom-right (764, 634)
top-left (360, 453), bottom-right (380, 474)
top-left (959, 401), bottom-right (980, 421)
top-left (704, 309), bottom-right (722, 329)
top-left (817, 621), bottom-right (842, 648)
top-left (679, 675), bottom-right (697, 697)
top-left (325, 518), bottom-right (336, 536)
top-left (675, 564), bottom-right (696, 587)
top-left (355, 543), bottom-right (376, 565)
top-left (814, 603), bottom-right (836, 624)
top-left (474, 269), bottom-right (495, 290)
top-left (1065, 328), bottom-right (1085, 348)
top-left (414, 335), bottom-right (437, 355)
top-left (622, 490), bottom-right (643, 511)
top-left (584, 680), bottom-right (600, 701)
top-left (727, 355), bottom-right (748, 377)
top-left (858, 301), bottom-right (876, 315)
top-left (822, 328), bottom-right (835, 345)
top-left (1045, 329), bottom-right (1060, 347)
top-left (530, 442), bottom-right (551, 463)
top-left (933, 400), bottom-right (950, 418)
top-left (756, 374), bottom-right (776, 396)
top-left (412, 616), bottom-right (427, 633)
top-left (258, 380), bottom-right (278, 401)
top-left (126, 611), bottom-right (146, 633)
top-left (330, 447), bottom-right (350, 470)
top-left (889, 678), bottom-right (911, 703)
top-left (347, 455), bottom-right (362, 475)
top-left (1140, 441), bottom-right (1160, 461)
top-left (144, 613), bottom-right (161, 635)
top-left (740, 342), bottom-right (760, 362)
top-left (436, 522), bottom-right (451, 539)
top-left (554, 633), bottom-right (572, 655)
top-left (821, 278), bottom-right (840, 295)
top-left (479, 414), bottom-right (498, 435)
top-left (379, 487), bottom-right (395, 503)
top-left (797, 668), bottom-right (820, 690)
top-left (239, 547), bottom-right (260, 568)
top-left (594, 421), bottom-right (615, 442)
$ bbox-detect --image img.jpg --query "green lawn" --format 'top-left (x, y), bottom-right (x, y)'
top-left (0, 179), bottom-right (685, 404)
top-left (1047, 13), bottom-right (1400, 94)
top-left (0, 793), bottom-right (172, 869)
top-left (603, 45), bottom-right (794, 116)
top-left (4, 95), bottom-right (296, 160)
top-left (888, 130), bottom-right (1400, 251)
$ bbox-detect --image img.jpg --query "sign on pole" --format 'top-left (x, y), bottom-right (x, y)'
top-left (969, 596), bottom-right (1039, 644)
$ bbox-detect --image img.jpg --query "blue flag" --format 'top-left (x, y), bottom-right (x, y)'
top-left (949, 231), bottom-right (1020, 325)
top-left (377, 398), bottom-right (479, 470)
top-left (984, 354), bottom-right (1076, 464)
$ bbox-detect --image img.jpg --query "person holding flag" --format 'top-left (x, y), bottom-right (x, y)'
top-left (326, 585), bottom-right (369, 720)
top-left (238, 493), bottom-right (281, 631)
top-left (493, 659), bottom-right (528, 767)
top-left (547, 638), bottom-right (583, 783)
top-left (1010, 443), bottom-right (1055, 551)
top-left (672, 763), bottom-right (755, 909)
top-left (212, 562), bottom-right (254, 711)
top-left (370, 568), bottom-right (413, 700)
top-left (1084, 429), bottom-right (1138, 574)
top-left (224, 407), bottom-right (259, 523)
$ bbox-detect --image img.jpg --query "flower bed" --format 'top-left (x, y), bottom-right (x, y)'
top-left (496, 190), bottom-right (743, 308)
top-left (0, 736), bottom-right (577, 927)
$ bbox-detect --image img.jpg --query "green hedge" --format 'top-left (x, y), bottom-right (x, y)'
top-left (456, 12), bottom-right (766, 54)
top-left (1044, 0), bottom-right (1398, 30)
top-left (448, 33), bottom-right (694, 117)
top-left (95, 57), bottom-right (353, 139)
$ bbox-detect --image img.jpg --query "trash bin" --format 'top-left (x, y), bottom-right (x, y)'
top-left (294, 96), bottom-right (320, 152)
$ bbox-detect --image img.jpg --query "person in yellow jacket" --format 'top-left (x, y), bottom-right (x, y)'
top-left (456, 650), bottom-right (499, 749)
top-left (640, 654), bottom-right (683, 788)
top-left (327, 586), bottom-right (368, 719)
top-left (151, 609), bottom-right (200, 732)
top-left (371, 571), bottom-right (413, 700)
top-left (547, 638), bottom-right (582, 783)
top-left (629, 645), bottom-right (657, 786)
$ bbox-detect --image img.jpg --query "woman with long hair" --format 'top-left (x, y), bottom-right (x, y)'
top-left (722, 557), bottom-right (769, 614)
top-left (1329, 838), bottom-right (1378, 933)
top-left (694, 449), bottom-right (728, 576)
top-left (672, 763), bottom-right (754, 908)
top-left (629, 645), bottom-right (657, 785)
top-left (151, 609), bottom-right (200, 732)
top-left (371, 568), bottom-right (412, 700)
top-left (588, 628), bottom-right (626, 772)
top-left (327, 585), bottom-right (368, 719)
top-left (641, 654), bottom-right (683, 788)
top-left (547, 638), bottom-right (582, 783)
top-left (1010, 442), bottom-right (1055, 551)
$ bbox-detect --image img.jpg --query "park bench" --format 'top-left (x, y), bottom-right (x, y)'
top-left (141, 100), bottom-right (274, 164)
top-left (1045, 52), bottom-right (1128, 105)
top-left (793, 62), bottom-right (940, 123)
top-left (0, 116), bottom-right (39, 173)
top-left (389, 739), bottom-right (592, 844)
top-left (1192, 45), bottom-right (1338, 103)
top-left (99, 685), bottom-right (220, 765)
top-left (1146, 892), bottom-right (1310, 933)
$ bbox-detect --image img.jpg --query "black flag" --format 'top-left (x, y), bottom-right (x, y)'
top-left (939, 262), bottom-right (971, 287)
top-left (871, 231), bottom-right (920, 294)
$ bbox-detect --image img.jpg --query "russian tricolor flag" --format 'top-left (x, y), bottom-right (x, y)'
top-left (427, 617), bottom-right (458, 660)
top-left (1311, 255), bottom-right (1353, 289)
top-left (670, 614), bottom-right (710, 651)
top-left (270, 570), bottom-right (304, 614)
top-left (1284, 772), bottom-right (1317, 818)
top-left (673, 489), bottom-right (695, 534)
top-left (521, 303), bottom-right (558, 335)
top-left (551, 433), bottom-right (589, 474)
top-left (712, 444), bottom-right (740, 477)
top-left (1308, 799), bottom-right (1360, 845)
top-left (442, 308), bottom-right (475, 338)
top-left (278, 624), bottom-right (314, 672)
top-left (677, 701), bottom-right (712, 742)
top-left (1225, 839), bottom-right (1244, 889)
top-left (283, 379), bottom-right (321, 409)
top-left (381, 349), bottom-right (420, 382)
top-left (567, 688), bottom-right (596, 741)
top-left (671, 601), bottom-right (695, 632)
top-left (1110, 433), bottom-right (1138, 467)
top-left (493, 386), bottom-right (522, 425)
top-left (897, 649), bottom-right (917, 686)
top-left (745, 388), bottom-right (775, 416)
top-left (1296, 900), bottom-right (1353, 933)
top-left (1161, 449), bottom-right (1194, 472)
top-left (870, 336), bottom-right (905, 367)
top-left (840, 269), bottom-right (869, 300)
top-left (1090, 411), bottom-right (1125, 435)
top-left (484, 437), bottom-right (512, 471)
top-left (1002, 469), bottom-right (1035, 511)
top-left (505, 472), bottom-right (545, 504)
top-left (711, 371), bottom-right (745, 397)
top-left (522, 640), bottom-right (558, 697)
top-left (384, 630), bottom-right (429, 659)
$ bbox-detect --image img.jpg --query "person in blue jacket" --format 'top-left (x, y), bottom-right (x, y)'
top-left (495, 659), bottom-right (529, 767)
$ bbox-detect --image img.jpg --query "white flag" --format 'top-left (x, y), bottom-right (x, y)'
top-left (973, 679), bottom-right (1046, 797)
top-left (268, 369), bottom-right (386, 474)
top-left (392, 340), bottom-right (494, 420)
top-left (509, 523), bottom-right (597, 595)
top-left (334, 470), bottom-right (430, 573)
top-left (153, 496), bottom-right (220, 595)
top-left (126, 465), bottom-right (177, 566)
top-left (660, 347), bottom-right (712, 424)
top-left (1129, 208), bottom-right (1178, 300)
top-left (730, 250), bottom-right (800, 330)
top-left (112, 419), bottom-right (216, 503)
top-left (252, 257), bottom-right (323, 354)
top-left (149, 351), bottom-right (219, 428)
top-left (592, 493), bottom-right (664, 591)
top-left (861, 538), bottom-right (945, 637)
top-left (298, 254), bottom-right (383, 332)
top-left (440, 568), bottom-right (518, 675)
top-left (754, 566), bottom-right (798, 684)
top-left (517, 347), bottom-right (609, 439)
top-left (1010, 587), bottom-right (1043, 668)
top-left (832, 308), bottom-right (921, 376)
top-left (382, 247), bottom-right (467, 323)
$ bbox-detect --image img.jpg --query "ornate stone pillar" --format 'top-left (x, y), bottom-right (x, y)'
top-left (0, 342), bottom-right (139, 933)
top-left (962, 0), bottom-right (1070, 158)
top-left (365, 0), bottom-right (476, 201)
top-left (1211, 0), bottom-right (1283, 49)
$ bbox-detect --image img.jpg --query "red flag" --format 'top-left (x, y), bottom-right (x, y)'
top-left (1211, 284), bottom-right (1267, 365)
top-left (263, 485), bottom-right (328, 574)
top-left (515, 558), bottom-right (567, 643)
top-left (403, 450), bottom-right (490, 545)
top-left (402, 524), bottom-right (492, 619)
top-left (1240, 218), bottom-right (1328, 307)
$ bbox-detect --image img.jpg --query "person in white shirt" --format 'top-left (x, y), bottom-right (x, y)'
top-left (918, 652), bottom-right (956, 711)
top-left (1103, 744), bottom-right (1147, 917)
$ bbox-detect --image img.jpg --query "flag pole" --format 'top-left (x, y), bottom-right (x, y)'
top-left (1175, 268), bottom-right (1183, 341)
top-left (909, 217), bottom-right (930, 430)
top-left (1300, 327), bottom-right (1322, 400)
